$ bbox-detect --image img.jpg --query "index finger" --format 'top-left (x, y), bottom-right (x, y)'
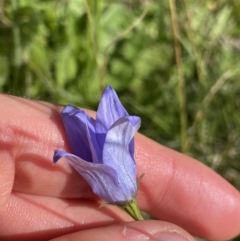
top-left (0, 94), bottom-right (239, 240)
top-left (135, 133), bottom-right (240, 240)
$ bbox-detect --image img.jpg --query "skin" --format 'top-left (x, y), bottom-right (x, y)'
top-left (0, 94), bottom-right (239, 241)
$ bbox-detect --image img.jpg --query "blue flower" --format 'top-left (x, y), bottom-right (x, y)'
top-left (53, 86), bottom-right (141, 204)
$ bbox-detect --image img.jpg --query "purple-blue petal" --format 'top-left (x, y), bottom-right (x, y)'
top-left (95, 86), bottom-right (129, 136)
top-left (53, 149), bottom-right (65, 164)
top-left (102, 116), bottom-right (141, 198)
top-left (127, 116), bottom-right (140, 160)
top-left (53, 150), bottom-right (135, 203)
top-left (61, 105), bottom-right (102, 163)
top-left (85, 121), bottom-right (103, 164)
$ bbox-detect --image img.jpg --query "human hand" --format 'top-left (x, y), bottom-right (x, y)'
top-left (0, 94), bottom-right (239, 241)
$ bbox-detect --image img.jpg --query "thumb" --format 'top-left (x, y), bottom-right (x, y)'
top-left (50, 220), bottom-right (196, 241)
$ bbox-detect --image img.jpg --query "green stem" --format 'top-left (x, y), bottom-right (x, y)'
top-left (169, 0), bottom-right (188, 152)
top-left (120, 199), bottom-right (143, 220)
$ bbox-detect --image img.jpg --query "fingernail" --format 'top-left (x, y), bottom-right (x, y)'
top-left (150, 233), bottom-right (191, 241)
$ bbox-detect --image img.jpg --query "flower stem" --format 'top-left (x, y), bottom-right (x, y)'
top-left (120, 199), bottom-right (143, 220)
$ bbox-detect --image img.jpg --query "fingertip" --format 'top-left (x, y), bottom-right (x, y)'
top-left (50, 220), bottom-right (196, 241)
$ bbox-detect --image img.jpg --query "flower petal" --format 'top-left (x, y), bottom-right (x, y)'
top-left (85, 123), bottom-right (102, 164)
top-left (53, 150), bottom-right (133, 203)
top-left (61, 105), bottom-right (101, 163)
top-left (96, 86), bottom-right (129, 135)
top-left (127, 116), bottom-right (140, 160)
top-left (102, 116), bottom-right (141, 199)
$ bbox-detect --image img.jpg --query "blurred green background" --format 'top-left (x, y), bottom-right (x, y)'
top-left (0, 0), bottom-right (240, 239)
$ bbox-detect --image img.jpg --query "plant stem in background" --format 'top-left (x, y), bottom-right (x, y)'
top-left (169, 0), bottom-right (188, 152)
top-left (84, 0), bottom-right (99, 88)
top-left (11, 0), bottom-right (21, 82)
top-left (183, 0), bottom-right (205, 86)
top-left (189, 69), bottom-right (235, 136)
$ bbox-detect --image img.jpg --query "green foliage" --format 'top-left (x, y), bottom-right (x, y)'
top-left (0, 1), bottom-right (240, 236)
